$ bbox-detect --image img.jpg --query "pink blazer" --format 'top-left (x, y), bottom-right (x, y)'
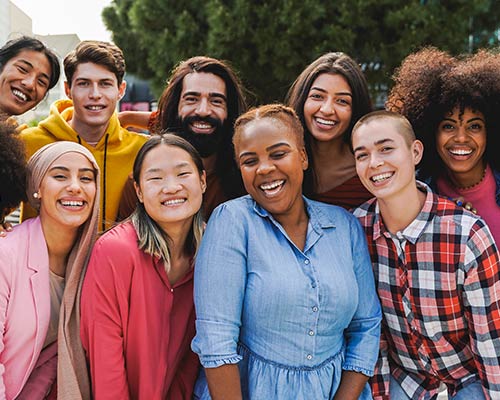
top-left (0, 217), bottom-right (56, 400)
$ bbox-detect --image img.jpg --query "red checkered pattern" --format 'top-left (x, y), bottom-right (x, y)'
top-left (353, 183), bottom-right (500, 400)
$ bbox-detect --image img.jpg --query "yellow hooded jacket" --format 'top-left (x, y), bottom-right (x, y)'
top-left (20, 99), bottom-right (148, 231)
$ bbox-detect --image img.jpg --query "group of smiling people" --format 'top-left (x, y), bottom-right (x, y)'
top-left (0, 33), bottom-right (499, 400)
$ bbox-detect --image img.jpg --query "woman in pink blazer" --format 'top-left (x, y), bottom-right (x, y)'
top-left (0, 141), bottom-right (100, 399)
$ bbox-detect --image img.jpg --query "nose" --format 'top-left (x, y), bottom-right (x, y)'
top-left (256, 160), bottom-right (276, 175)
top-left (89, 83), bottom-right (102, 99)
top-left (161, 179), bottom-right (182, 194)
top-left (369, 154), bottom-right (383, 169)
top-left (21, 73), bottom-right (36, 91)
top-left (454, 126), bottom-right (469, 142)
top-left (67, 177), bottom-right (83, 193)
top-left (195, 98), bottom-right (211, 117)
top-left (319, 98), bottom-right (336, 115)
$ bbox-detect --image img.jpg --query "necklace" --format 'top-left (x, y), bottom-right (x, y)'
top-left (452, 167), bottom-right (487, 190)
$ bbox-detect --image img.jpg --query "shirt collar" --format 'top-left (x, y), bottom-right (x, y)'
top-left (252, 196), bottom-right (335, 231)
top-left (372, 181), bottom-right (437, 244)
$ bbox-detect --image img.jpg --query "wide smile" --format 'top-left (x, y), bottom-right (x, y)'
top-left (11, 87), bottom-right (31, 103)
top-left (370, 171), bottom-right (394, 185)
top-left (190, 121), bottom-right (215, 134)
top-left (85, 105), bottom-right (106, 112)
top-left (447, 147), bottom-right (474, 160)
top-left (314, 116), bottom-right (339, 129)
top-left (161, 198), bottom-right (187, 206)
top-left (259, 179), bottom-right (285, 197)
top-left (58, 199), bottom-right (87, 211)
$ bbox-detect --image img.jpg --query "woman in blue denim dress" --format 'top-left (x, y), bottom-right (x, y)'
top-left (192, 104), bottom-right (381, 400)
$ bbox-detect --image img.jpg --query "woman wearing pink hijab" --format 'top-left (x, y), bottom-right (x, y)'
top-left (0, 141), bottom-right (99, 399)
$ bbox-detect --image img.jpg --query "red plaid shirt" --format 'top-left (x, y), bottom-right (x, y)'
top-left (353, 183), bottom-right (500, 400)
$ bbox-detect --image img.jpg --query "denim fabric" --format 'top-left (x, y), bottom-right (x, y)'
top-left (192, 195), bottom-right (381, 399)
top-left (389, 376), bottom-right (486, 400)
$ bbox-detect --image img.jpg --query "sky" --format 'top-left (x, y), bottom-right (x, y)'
top-left (11, 0), bottom-right (113, 42)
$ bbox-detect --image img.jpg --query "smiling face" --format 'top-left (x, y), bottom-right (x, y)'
top-left (436, 107), bottom-right (487, 187)
top-left (176, 72), bottom-right (228, 157)
top-left (303, 73), bottom-right (353, 143)
top-left (64, 62), bottom-right (126, 140)
top-left (134, 144), bottom-right (206, 232)
top-left (38, 152), bottom-right (97, 231)
top-left (235, 118), bottom-right (308, 219)
top-left (353, 118), bottom-right (422, 201)
top-left (0, 50), bottom-right (52, 117)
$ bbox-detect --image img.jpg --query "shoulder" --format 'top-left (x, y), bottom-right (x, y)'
top-left (93, 222), bottom-right (138, 253)
top-left (209, 195), bottom-right (255, 221)
top-left (431, 194), bottom-right (483, 232)
top-left (307, 197), bottom-right (357, 225)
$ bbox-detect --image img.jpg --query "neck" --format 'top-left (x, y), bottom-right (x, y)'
top-left (41, 218), bottom-right (79, 277)
top-left (272, 196), bottom-right (309, 251)
top-left (310, 139), bottom-right (356, 191)
top-left (446, 161), bottom-right (487, 189)
top-left (377, 185), bottom-right (426, 234)
top-left (69, 117), bottom-right (109, 146)
top-left (160, 218), bottom-right (193, 259)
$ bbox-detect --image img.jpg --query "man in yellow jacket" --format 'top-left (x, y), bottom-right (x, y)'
top-left (20, 41), bottom-right (148, 231)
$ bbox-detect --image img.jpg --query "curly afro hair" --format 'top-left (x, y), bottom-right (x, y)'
top-left (0, 122), bottom-right (27, 220)
top-left (387, 47), bottom-right (500, 179)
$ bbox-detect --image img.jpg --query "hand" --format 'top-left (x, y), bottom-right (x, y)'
top-left (0, 221), bottom-right (13, 237)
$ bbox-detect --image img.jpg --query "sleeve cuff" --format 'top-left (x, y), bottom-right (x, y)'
top-left (200, 354), bottom-right (243, 369)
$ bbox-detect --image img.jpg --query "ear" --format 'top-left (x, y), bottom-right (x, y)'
top-left (118, 80), bottom-right (127, 100)
top-left (64, 81), bottom-right (72, 99)
top-left (299, 147), bottom-right (309, 171)
top-left (412, 140), bottom-right (424, 165)
top-left (133, 181), bottom-right (143, 203)
top-left (200, 170), bottom-right (207, 194)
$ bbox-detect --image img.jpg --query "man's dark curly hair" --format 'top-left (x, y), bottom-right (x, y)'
top-left (0, 123), bottom-right (27, 220)
top-left (387, 47), bottom-right (500, 179)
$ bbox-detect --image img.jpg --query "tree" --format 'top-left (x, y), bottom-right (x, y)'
top-left (103, 0), bottom-right (500, 104)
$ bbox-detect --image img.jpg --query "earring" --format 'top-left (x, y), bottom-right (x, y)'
top-left (33, 192), bottom-right (39, 199)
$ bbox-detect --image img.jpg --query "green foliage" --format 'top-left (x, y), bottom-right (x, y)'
top-left (102, 0), bottom-right (500, 105)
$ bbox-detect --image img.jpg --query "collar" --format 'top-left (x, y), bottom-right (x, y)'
top-left (372, 181), bottom-right (437, 244)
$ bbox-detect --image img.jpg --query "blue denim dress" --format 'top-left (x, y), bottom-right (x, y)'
top-left (192, 196), bottom-right (381, 399)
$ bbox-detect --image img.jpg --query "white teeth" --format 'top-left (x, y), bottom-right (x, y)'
top-left (60, 200), bottom-right (84, 207)
top-left (371, 172), bottom-right (393, 182)
top-left (12, 89), bottom-right (27, 101)
top-left (87, 105), bottom-right (104, 110)
top-left (315, 117), bottom-right (337, 126)
top-left (163, 198), bottom-right (186, 206)
top-left (450, 148), bottom-right (472, 156)
top-left (193, 122), bottom-right (212, 129)
top-left (260, 180), bottom-right (284, 190)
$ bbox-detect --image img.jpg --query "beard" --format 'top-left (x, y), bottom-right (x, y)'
top-left (175, 115), bottom-right (227, 158)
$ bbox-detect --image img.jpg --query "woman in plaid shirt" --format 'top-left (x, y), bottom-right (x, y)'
top-left (351, 110), bottom-right (500, 400)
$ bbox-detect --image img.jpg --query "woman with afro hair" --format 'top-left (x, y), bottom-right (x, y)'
top-left (387, 47), bottom-right (500, 244)
top-left (0, 122), bottom-right (28, 231)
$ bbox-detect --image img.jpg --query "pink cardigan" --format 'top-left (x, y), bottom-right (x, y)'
top-left (0, 217), bottom-right (56, 399)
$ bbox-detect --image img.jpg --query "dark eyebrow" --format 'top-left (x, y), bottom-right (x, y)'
top-left (239, 142), bottom-right (292, 159)
top-left (353, 138), bottom-right (394, 153)
top-left (17, 59), bottom-right (50, 81)
top-left (182, 91), bottom-right (227, 101)
top-left (466, 117), bottom-right (485, 123)
top-left (309, 86), bottom-right (352, 97)
top-left (49, 166), bottom-right (95, 174)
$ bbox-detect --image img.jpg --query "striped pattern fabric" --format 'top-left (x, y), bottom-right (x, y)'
top-left (353, 183), bottom-right (500, 400)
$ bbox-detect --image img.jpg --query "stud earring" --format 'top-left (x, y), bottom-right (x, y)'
top-left (33, 192), bottom-right (39, 199)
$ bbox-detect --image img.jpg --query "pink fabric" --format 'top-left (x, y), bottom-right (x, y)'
top-left (0, 218), bottom-right (54, 400)
top-left (80, 221), bottom-right (199, 400)
top-left (437, 165), bottom-right (500, 245)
